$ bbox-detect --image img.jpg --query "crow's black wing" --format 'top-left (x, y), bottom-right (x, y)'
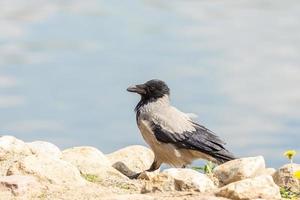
top-left (150, 120), bottom-right (235, 163)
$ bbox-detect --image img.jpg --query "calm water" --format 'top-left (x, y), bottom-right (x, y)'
top-left (0, 0), bottom-right (299, 167)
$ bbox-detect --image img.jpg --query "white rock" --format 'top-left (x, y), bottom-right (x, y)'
top-left (0, 136), bottom-right (31, 159)
top-left (0, 136), bottom-right (33, 176)
top-left (216, 175), bottom-right (281, 200)
top-left (107, 145), bottom-right (155, 177)
top-left (28, 141), bottom-right (62, 158)
top-left (103, 194), bottom-right (155, 200)
top-left (273, 163), bottom-right (300, 193)
top-left (141, 168), bottom-right (216, 193)
top-left (213, 156), bottom-right (265, 185)
top-left (62, 146), bottom-right (128, 182)
top-left (0, 175), bottom-right (40, 196)
top-left (101, 195), bottom-right (229, 200)
top-left (197, 197), bottom-right (229, 200)
top-left (102, 194), bottom-right (229, 200)
top-left (258, 168), bottom-right (276, 177)
top-left (7, 155), bottom-right (85, 186)
top-left (62, 146), bottom-right (110, 169)
top-left (162, 168), bottom-right (216, 192)
top-left (141, 173), bottom-right (178, 193)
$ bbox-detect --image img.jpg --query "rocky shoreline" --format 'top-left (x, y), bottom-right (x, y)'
top-left (0, 135), bottom-right (298, 200)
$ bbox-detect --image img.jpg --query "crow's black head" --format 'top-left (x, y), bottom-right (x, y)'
top-left (127, 79), bottom-right (170, 101)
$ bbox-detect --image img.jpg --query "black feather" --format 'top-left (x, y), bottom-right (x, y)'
top-left (151, 121), bottom-right (235, 164)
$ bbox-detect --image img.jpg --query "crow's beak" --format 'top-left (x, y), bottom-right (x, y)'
top-left (127, 84), bottom-right (146, 94)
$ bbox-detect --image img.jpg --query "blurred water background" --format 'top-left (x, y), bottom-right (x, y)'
top-left (0, 0), bottom-right (299, 167)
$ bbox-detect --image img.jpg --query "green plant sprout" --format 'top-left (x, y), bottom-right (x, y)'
top-left (280, 187), bottom-right (298, 200)
top-left (82, 174), bottom-right (101, 183)
top-left (192, 161), bottom-right (215, 174)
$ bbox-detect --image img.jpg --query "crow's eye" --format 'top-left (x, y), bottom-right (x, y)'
top-left (145, 87), bottom-right (152, 93)
top-left (148, 86), bottom-right (155, 91)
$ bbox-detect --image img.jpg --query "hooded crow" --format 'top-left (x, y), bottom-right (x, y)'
top-left (127, 79), bottom-right (235, 175)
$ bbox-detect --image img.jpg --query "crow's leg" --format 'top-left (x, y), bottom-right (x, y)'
top-left (128, 172), bottom-right (141, 179)
top-left (146, 159), bottom-right (161, 172)
top-left (129, 159), bottom-right (161, 179)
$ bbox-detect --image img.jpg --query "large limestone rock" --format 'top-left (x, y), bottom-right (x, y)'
top-left (107, 145), bottom-right (155, 177)
top-left (7, 155), bottom-right (86, 186)
top-left (0, 136), bottom-right (284, 200)
top-left (103, 194), bottom-right (155, 200)
top-left (216, 175), bottom-right (281, 200)
top-left (0, 136), bottom-right (32, 160)
top-left (273, 163), bottom-right (300, 193)
top-left (196, 197), bottom-right (229, 200)
top-left (103, 194), bottom-right (229, 200)
top-left (0, 175), bottom-right (40, 196)
top-left (141, 168), bottom-right (216, 193)
top-left (141, 173), bottom-right (176, 193)
top-left (28, 141), bottom-right (62, 158)
top-left (62, 146), bottom-right (111, 170)
top-left (213, 156), bottom-right (265, 185)
top-left (62, 146), bottom-right (130, 186)
top-left (258, 167), bottom-right (276, 177)
top-left (162, 168), bottom-right (216, 192)
top-left (0, 136), bottom-right (33, 176)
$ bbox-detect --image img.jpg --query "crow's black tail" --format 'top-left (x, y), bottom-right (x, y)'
top-left (213, 149), bottom-right (236, 164)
